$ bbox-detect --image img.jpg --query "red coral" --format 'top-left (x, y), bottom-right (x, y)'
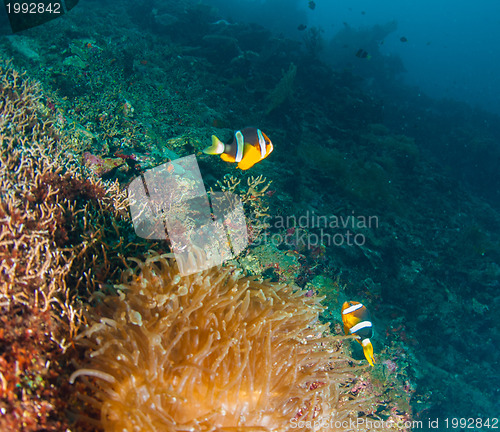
top-left (34, 171), bottom-right (106, 204)
top-left (0, 305), bottom-right (75, 431)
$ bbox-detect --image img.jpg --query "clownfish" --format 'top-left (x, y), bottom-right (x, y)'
top-left (341, 301), bottom-right (375, 366)
top-left (203, 128), bottom-right (273, 170)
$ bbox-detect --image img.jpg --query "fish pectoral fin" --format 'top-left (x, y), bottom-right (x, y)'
top-left (361, 339), bottom-right (375, 367)
top-left (237, 145), bottom-right (263, 170)
top-left (203, 135), bottom-right (225, 155)
top-left (221, 153), bottom-right (235, 163)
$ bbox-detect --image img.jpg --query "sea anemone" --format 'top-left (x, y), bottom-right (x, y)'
top-left (71, 252), bottom-right (375, 431)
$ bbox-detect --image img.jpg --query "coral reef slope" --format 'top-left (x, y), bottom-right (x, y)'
top-left (72, 253), bottom-right (379, 431)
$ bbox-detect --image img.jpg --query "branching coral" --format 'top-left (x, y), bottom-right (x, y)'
top-left (0, 60), bottom-right (129, 335)
top-left (70, 251), bottom-right (392, 431)
top-left (211, 174), bottom-right (272, 244)
top-left (0, 60), bottom-right (145, 430)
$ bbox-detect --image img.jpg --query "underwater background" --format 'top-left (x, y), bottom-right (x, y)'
top-left (0, 0), bottom-right (499, 430)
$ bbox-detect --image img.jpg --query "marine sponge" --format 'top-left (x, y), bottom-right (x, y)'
top-left (71, 252), bottom-right (375, 431)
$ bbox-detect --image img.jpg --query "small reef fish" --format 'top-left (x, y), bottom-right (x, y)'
top-left (297, 24), bottom-right (307, 31)
top-left (308, 1), bottom-right (316, 10)
top-left (203, 127), bottom-right (273, 170)
top-left (341, 301), bottom-right (375, 366)
top-left (355, 48), bottom-right (370, 59)
top-left (211, 19), bottom-right (235, 26)
top-left (400, 36), bottom-right (408, 42)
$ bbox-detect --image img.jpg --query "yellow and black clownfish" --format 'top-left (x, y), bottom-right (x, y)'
top-left (341, 301), bottom-right (375, 366)
top-left (203, 127), bottom-right (273, 170)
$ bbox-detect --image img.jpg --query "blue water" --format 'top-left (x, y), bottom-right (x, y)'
top-left (203, 0), bottom-right (500, 116)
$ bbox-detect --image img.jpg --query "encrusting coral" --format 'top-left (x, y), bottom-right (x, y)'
top-left (71, 251), bottom-right (393, 432)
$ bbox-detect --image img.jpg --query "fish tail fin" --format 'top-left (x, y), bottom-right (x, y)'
top-left (203, 135), bottom-right (225, 155)
top-left (362, 339), bottom-right (375, 366)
